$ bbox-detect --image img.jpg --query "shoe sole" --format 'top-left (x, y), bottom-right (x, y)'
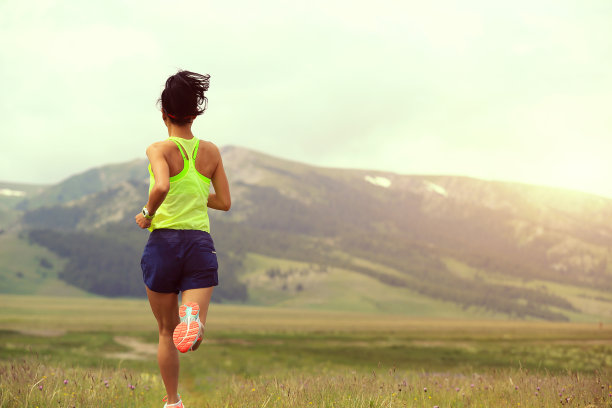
top-left (173, 302), bottom-right (200, 353)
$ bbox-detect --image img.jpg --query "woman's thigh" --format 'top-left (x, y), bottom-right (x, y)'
top-left (181, 287), bottom-right (214, 325)
top-left (146, 286), bottom-right (180, 333)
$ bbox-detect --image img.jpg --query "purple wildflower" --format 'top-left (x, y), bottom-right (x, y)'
top-left (38, 385), bottom-right (43, 391)
top-left (64, 379), bottom-right (69, 385)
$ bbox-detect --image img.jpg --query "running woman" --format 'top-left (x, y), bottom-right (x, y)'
top-left (135, 70), bottom-right (231, 408)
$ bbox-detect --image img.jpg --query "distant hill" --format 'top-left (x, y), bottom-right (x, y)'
top-left (15, 159), bottom-right (148, 211)
top-left (0, 181), bottom-right (48, 230)
top-left (4, 145), bottom-right (612, 321)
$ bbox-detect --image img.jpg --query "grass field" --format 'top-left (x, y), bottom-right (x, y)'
top-left (1, 295), bottom-right (612, 407)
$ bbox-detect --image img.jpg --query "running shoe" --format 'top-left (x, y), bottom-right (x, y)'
top-left (190, 321), bottom-right (205, 352)
top-left (173, 302), bottom-right (200, 353)
top-left (162, 394), bottom-right (183, 408)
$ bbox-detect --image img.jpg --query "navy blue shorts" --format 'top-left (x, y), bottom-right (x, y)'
top-left (141, 229), bottom-right (218, 294)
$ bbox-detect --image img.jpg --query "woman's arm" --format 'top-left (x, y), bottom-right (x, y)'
top-left (135, 143), bottom-right (170, 229)
top-left (207, 146), bottom-right (231, 211)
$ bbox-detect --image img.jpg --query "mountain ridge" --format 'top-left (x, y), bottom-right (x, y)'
top-left (4, 144), bottom-right (610, 207)
top-left (3, 145), bottom-right (612, 321)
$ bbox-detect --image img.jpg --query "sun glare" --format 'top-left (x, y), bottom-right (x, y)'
top-left (531, 151), bottom-right (607, 197)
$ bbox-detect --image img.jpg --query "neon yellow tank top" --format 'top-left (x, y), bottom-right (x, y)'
top-left (148, 137), bottom-right (211, 232)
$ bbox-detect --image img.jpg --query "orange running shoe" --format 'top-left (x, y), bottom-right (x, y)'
top-left (173, 302), bottom-right (200, 353)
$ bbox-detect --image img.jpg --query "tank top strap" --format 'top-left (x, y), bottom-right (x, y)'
top-left (191, 139), bottom-right (201, 160)
top-left (169, 138), bottom-right (188, 161)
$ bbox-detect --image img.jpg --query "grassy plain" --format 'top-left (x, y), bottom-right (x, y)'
top-left (1, 295), bottom-right (612, 407)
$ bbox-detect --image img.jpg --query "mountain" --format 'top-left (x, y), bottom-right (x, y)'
top-left (0, 182), bottom-right (48, 230)
top-left (4, 146), bottom-right (612, 321)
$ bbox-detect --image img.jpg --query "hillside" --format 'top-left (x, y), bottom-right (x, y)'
top-left (5, 145), bottom-right (612, 321)
top-left (0, 232), bottom-right (89, 297)
top-left (0, 181), bottom-right (48, 229)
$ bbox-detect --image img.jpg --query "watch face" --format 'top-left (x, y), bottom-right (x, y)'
top-left (142, 207), bottom-right (153, 219)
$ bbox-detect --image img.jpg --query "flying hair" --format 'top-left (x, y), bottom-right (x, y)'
top-left (159, 70), bottom-right (211, 125)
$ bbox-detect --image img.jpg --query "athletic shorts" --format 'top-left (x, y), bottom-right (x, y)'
top-left (141, 229), bottom-right (218, 294)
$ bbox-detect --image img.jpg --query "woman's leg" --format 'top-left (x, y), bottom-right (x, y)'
top-left (146, 287), bottom-right (181, 404)
top-left (181, 287), bottom-right (214, 351)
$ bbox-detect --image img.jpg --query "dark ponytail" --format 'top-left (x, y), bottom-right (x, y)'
top-left (159, 70), bottom-right (210, 125)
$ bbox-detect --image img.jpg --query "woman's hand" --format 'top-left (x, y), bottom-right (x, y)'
top-left (135, 212), bottom-right (152, 229)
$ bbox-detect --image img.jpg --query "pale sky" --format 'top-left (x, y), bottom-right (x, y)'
top-left (1, 0), bottom-right (611, 197)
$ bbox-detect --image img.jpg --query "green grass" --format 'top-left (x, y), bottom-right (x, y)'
top-left (2, 295), bottom-right (612, 406)
top-left (0, 233), bottom-right (90, 297)
top-left (241, 253), bottom-right (506, 318)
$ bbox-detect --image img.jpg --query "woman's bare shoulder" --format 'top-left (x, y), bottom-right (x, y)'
top-left (146, 140), bottom-right (175, 155)
top-left (198, 140), bottom-right (221, 157)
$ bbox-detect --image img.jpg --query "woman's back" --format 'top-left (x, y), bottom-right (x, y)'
top-left (156, 138), bottom-right (220, 180)
top-left (148, 137), bottom-right (223, 232)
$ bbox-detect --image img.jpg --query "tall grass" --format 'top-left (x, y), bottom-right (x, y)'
top-left (0, 358), bottom-right (165, 408)
top-left (2, 359), bottom-right (611, 407)
top-left (214, 369), bottom-right (612, 408)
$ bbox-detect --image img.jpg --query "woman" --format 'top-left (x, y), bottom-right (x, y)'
top-left (135, 70), bottom-right (231, 408)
